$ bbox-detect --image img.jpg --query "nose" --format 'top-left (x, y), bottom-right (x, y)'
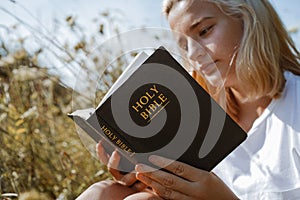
top-left (187, 37), bottom-right (205, 62)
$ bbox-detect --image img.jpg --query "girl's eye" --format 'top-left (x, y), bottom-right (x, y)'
top-left (178, 43), bottom-right (188, 52)
top-left (181, 44), bottom-right (188, 51)
top-left (199, 25), bottom-right (213, 37)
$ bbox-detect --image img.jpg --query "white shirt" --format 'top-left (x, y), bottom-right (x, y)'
top-left (213, 71), bottom-right (300, 199)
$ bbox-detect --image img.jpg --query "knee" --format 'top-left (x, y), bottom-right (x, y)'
top-left (124, 192), bottom-right (163, 200)
top-left (89, 180), bottom-right (115, 191)
top-left (76, 180), bottom-right (116, 200)
top-left (76, 180), bottom-right (137, 200)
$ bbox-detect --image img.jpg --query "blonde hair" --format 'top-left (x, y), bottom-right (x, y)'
top-left (163, 0), bottom-right (300, 119)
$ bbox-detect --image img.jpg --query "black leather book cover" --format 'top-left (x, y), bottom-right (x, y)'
top-left (79, 47), bottom-right (247, 172)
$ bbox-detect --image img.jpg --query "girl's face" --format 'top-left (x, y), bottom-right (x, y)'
top-left (168, 0), bottom-right (244, 87)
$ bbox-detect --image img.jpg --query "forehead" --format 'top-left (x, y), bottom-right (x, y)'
top-left (168, 1), bottom-right (223, 33)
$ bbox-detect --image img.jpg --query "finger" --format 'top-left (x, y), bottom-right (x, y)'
top-left (107, 150), bottom-right (124, 180)
top-left (135, 164), bottom-right (193, 194)
top-left (149, 155), bottom-right (208, 182)
top-left (130, 181), bottom-right (148, 192)
top-left (120, 172), bottom-right (138, 186)
top-left (96, 141), bottom-right (110, 165)
top-left (136, 173), bottom-right (191, 200)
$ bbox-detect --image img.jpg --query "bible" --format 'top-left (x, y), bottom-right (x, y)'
top-left (68, 46), bottom-right (247, 173)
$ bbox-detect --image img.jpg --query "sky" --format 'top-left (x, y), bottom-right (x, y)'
top-left (1, 0), bottom-right (299, 51)
top-left (1, 0), bottom-right (299, 33)
top-left (1, 0), bottom-right (300, 87)
top-left (0, 0), bottom-right (169, 42)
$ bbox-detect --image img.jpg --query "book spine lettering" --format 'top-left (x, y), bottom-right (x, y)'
top-left (88, 114), bottom-right (136, 157)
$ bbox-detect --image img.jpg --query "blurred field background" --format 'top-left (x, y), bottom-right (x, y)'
top-left (0, 0), bottom-right (170, 199)
top-left (0, 11), bottom-right (118, 200)
top-left (0, 0), bottom-right (299, 199)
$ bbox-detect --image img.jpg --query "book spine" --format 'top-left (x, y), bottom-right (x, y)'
top-left (87, 113), bottom-right (136, 158)
top-left (71, 114), bottom-right (135, 172)
top-left (71, 115), bottom-right (105, 143)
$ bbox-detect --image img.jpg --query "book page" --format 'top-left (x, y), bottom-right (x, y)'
top-left (68, 108), bottom-right (95, 120)
top-left (96, 51), bottom-right (148, 108)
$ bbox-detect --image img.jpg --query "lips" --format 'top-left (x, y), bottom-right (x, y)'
top-left (198, 61), bottom-right (217, 75)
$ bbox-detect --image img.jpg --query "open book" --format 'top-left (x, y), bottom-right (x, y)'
top-left (69, 46), bottom-right (247, 173)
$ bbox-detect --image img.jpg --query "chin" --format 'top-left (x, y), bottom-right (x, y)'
top-left (203, 69), bottom-right (226, 88)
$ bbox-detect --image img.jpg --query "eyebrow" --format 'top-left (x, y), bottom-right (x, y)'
top-left (189, 17), bottom-right (214, 31)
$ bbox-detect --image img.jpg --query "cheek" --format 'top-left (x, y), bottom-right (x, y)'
top-left (205, 43), bottom-right (217, 58)
top-left (206, 29), bottom-right (235, 59)
top-left (205, 37), bottom-right (233, 62)
top-left (215, 23), bottom-right (243, 59)
top-left (216, 34), bottom-right (240, 63)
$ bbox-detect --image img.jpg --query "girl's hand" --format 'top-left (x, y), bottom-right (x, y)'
top-left (96, 141), bottom-right (146, 192)
top-left (135, 155), bottom-right (239, 200)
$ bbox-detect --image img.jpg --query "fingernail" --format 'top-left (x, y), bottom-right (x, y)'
top-left (136, 164), bottom-right (152, 172)
top-left (149, 155), bottom-right (159, 163)
top-left (136, 164), bottom-right (155, 173)
top-left (135, 164), bottom-right (144, 172)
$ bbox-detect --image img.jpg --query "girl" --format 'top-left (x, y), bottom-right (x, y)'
top-left (76, 0), bottom-right (300, 199)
